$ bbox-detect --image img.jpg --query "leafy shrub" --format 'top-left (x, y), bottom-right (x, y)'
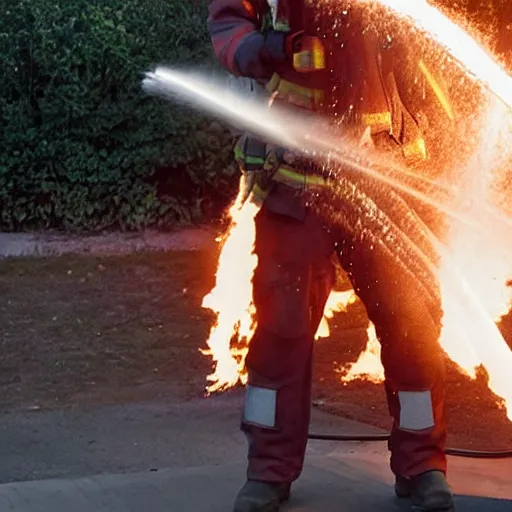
top-left (0, 0), bottom-right (238, 231)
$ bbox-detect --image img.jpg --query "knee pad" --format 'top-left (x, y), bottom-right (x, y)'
top-left (397, 390), bottom-right (435, 431)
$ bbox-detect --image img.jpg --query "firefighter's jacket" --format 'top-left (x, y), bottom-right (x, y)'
top-left (207, 0), bottom-right (452, 219)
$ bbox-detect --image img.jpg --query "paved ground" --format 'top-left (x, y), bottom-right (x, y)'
top-left (0, 392), bottom-right (510, 511)
top-left (0, 392), bottom-right (383, 484)
top-left (0, 228), bottom-right (216, 259)
top-left (1, 459), bottom-right (510, 512)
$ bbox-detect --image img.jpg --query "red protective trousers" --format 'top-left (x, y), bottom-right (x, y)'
top-left (241, 206), bottom-right (447, 484)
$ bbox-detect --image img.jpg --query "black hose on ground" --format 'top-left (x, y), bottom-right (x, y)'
top-left (307, 432), bottom-right (512, 459)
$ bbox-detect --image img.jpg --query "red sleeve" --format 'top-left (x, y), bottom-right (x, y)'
top-left (207, 0), bottom-right (288, 79)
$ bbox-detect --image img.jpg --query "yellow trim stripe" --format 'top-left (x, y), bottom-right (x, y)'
top-left (403, 137), bottom-right (427, 160)
top-left (362, 111), bottom-right (392, 128)
top-left (418, 60), bottom-right (454, 121)
top-left (272, 167), bottom-right (327, 189)
top-left (266, 73), bottom-right (324, 109)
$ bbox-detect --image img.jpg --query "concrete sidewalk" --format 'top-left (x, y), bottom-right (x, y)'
top-left (0, 453), bottom-right (510, 511)
top-left (0, 393), bottom-right (510, 511)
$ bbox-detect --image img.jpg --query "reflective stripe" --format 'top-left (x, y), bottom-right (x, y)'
top-left (234, 138), bottom-right (266, 168)
top-left (398, 390), bottom-right (435, 431)
top-left (244, 385), bottom-right (277, 428)
top-left (418, 60), bottom-right (454, 121)
top-left (273, 167), bottom-right (327, 189)
top-left (293, 38), bottom-right (326, 71)
top-left (235, 145), bottom-right (264, 165)
top-left (266, 73), bottom-right (324, 110)
top-left (245, 155), bottom-right (265, 165)
top-left (272, 168), bottom-right (305, 188)
top-left (277, 79), bottom-right (324, 103)
top-left (403, 137), bottom-right (427, 161)
top-left (362, 111), bottom-right (392, 134)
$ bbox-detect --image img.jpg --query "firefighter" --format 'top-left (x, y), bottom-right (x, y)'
top-left (207, 1), bottom-right (456, 511)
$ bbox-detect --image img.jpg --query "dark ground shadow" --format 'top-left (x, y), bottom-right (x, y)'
top-left (286, 491), bottom-right (512, 512)
top-left (281, 462), bottom-right (512, 512)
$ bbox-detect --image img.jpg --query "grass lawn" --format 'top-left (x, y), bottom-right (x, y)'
top-left (1, 250), bottom-right (511, 452)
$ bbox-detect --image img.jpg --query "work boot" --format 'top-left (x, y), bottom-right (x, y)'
top-left (233, 480), bottom-right (291, 512)
top-left (395, 470), bottom-right (455, 511)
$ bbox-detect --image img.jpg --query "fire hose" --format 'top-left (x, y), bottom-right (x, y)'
top-left (306, 432), bottom-right (512, 459)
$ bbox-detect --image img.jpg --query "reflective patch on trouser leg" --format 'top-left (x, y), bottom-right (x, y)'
top-left (398, 391), bottom-right (435, 431)
top-left (243, 385), bottom-right (277, 428)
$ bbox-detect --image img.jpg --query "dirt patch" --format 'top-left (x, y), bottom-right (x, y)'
top-left (1, 251), bottom-right (511, 452)
top-left (0, 252), bottom-right (217, 411)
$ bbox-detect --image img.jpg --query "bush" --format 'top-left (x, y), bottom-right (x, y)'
top-left (0, 0), bottom-right (238, 231)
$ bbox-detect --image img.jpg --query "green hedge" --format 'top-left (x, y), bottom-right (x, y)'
top-left (0, 0), bottom-right (238, 231)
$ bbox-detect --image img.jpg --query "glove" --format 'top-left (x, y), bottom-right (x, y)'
top-left (285, 31), bottom-right (325, 72)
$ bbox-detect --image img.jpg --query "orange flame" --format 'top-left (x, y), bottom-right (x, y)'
top-left (201, 1), bottom-right (512, 420)
top-left (332, 0), bottom-right (512, 418)
top-left (437, 97), bottom-right (512, 419)
top-left (339, 323), bottom-right (385, 384)
top-left (202, 203), bottom-right (360, 391)
top-left (335, 98), bottom-right (512, 419)
top-left (315, 290), bottom-right (357, 340)
top-left (201, 179), bottom-right (260, 393)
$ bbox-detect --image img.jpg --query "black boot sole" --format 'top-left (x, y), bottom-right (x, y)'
top-left (412, 504), bottom-right (456, 512)
top-left (233, 489), bottom-right (290, 512)
top-left (233, 501), bottom-right (280, 512)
